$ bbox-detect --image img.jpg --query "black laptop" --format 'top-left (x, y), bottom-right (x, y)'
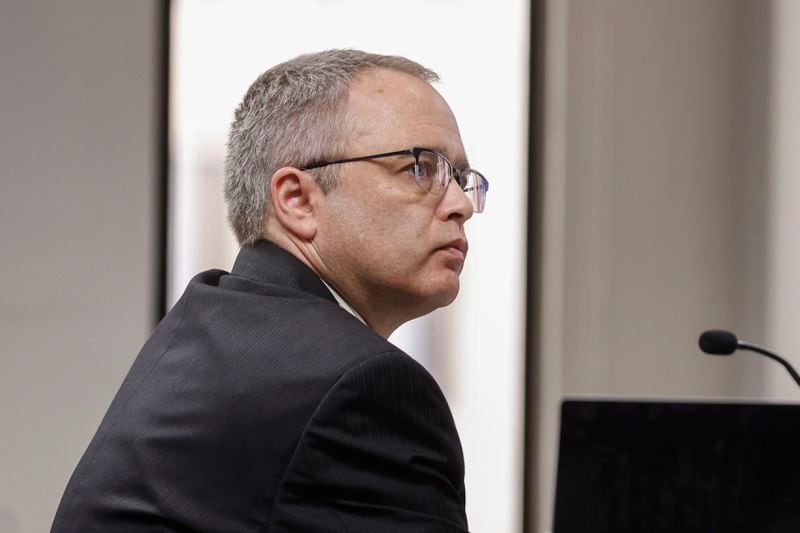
top-left (553, 399), bottom-right (800, 533)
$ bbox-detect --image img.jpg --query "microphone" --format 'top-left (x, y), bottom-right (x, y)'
top-left (698, 330), bottom-right (800, 389)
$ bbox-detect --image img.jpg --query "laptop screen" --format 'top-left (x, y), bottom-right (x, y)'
top-left (553, 400), bottom-right (800, 533)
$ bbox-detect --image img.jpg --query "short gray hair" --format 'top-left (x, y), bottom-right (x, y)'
top-left (224, 49), bottom-right (439, 247)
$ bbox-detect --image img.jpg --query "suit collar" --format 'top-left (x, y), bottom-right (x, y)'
top-left (231, 240), bottom-right (335, 303)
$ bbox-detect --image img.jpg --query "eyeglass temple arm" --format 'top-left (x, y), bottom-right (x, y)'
top-left (300, 149), bottom-right (415, 171)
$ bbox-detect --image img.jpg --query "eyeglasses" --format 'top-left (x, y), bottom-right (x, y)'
top-left (300, 147), bottom-right (489, 213)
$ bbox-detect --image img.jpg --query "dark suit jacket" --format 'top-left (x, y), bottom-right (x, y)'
top-left (51, 240), bottom-right (468, 532)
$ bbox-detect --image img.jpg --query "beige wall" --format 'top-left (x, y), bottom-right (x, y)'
top-left (0, 2), bottom-right (159, 531)
top-left (531, 0), bottom-right (777, 531)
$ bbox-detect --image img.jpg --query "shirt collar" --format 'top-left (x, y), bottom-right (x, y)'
top-left (320, 280), bottom-right (368, 326)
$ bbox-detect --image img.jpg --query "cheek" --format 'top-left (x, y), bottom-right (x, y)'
top-left (324, 188), bottom-right (433, 268)
top-left (377, 214), bottom-right (429, 261)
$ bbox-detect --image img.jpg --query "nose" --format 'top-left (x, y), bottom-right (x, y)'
top-left (437, 176), bottom-right (474, 222)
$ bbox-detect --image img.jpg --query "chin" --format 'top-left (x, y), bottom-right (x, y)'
top-left (419, 274), bottom-right (460, 311)
top-left (390, 268), bottom-right (461, 318)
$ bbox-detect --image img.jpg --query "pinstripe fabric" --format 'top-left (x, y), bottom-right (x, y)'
top-left (51, 240), bottom-right (468, 532)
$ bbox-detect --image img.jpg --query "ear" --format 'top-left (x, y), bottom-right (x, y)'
top-left (269, 167), bottom-right (322, 241)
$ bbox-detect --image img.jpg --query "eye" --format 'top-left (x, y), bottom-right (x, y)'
top-left (404, 163), bottom-right (422, 177)
top-left (421, 160), bottom-right (439, 177)
top-left (404, 161), bottom-right (435, 178)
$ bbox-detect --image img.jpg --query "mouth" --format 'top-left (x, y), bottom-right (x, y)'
top-left (436, 239), bottom-right (468, 261)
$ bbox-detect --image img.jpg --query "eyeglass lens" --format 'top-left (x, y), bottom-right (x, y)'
top-left (414, 150), bottom-right (487, 213)
top-left (461, 170), bottom-right (487, 213)
top-left (414, 151), bottom-right (447, 193)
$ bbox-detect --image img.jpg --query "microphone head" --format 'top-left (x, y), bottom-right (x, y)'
top-left (699, 330), bottom-right (739, 355)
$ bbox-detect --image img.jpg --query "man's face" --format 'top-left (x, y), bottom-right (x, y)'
top-left (312, 68), bottom-right (474, 320)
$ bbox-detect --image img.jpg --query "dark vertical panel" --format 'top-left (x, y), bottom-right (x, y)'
top-left (523, 0), bottom-right (546, 531)
top-left (155, 0), bottom-right (171, 322)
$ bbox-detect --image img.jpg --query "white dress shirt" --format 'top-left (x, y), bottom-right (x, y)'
top-left (320, 280), bottom-right (368, 327)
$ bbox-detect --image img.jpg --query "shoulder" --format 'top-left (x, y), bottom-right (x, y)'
top-left (268, 350), bottom-right (467, 531)
top-left (318, 350), bottom-right (453, 420)
top-left (306, 349), bottom-right (464, 474)
top-left (171, 268), bottom-right (397, 372)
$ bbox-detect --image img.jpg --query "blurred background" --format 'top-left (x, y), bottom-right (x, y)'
top-left (1, 1), bottom-right (799, 532)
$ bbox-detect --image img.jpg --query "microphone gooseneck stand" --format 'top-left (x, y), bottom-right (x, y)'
top-left (698, 329), bottom-right (800, 389)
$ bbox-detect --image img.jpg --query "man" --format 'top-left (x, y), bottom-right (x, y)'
top-left (52, 49), bottom-right (488, 532)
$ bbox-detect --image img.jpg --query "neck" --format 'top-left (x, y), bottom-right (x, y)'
top-left (333, 284), bottom-right (425, 338)
top-left (268, 231), bottom-right (412, 339)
